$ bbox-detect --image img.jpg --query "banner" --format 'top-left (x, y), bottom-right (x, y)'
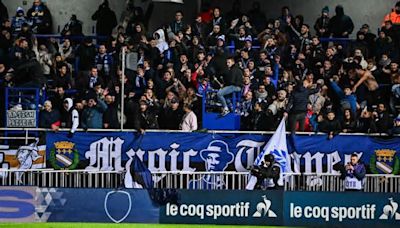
top-left (0, 144), bottom-right (46, 172)
top-left (45, 132), bottom-right (400, 175)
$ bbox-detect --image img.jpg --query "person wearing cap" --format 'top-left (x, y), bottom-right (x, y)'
top-left (250, 154), bottom-right (281, 190)
top-left (11, 7), bottom-right (28, 33)
top-left (189, 140), bottom-right (234, 189)
top-left (160, 97), bottom-right (183, 130)
top-left (134, 100), bottom-right (159, 134)
top-left (314, 6), bottom-right (330, 38)
top-left (39, 100), bottom-right (60, 131)
top-left (359, 24), bottom-right (376, 53)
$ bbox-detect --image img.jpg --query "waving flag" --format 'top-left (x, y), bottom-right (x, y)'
top-left (125, 155), bottom-right (153, 189)
top-left (246, 119), bottom-right (288, 190)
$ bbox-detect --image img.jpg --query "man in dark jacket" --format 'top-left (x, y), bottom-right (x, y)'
top-left (373, 103), bottom-right (392, 134)
top-left (319, 111), bottom-right (342, 139)
top-left (27, 0), bottom-right (52, 34)
top-left (285, 79), bottom-right (320, 132)
top-left (61, 14), bottom-right (83, 36)
top-left (217, 57), bottom-right (243, 116)
top-left (314, 6), bottom-right (330, 38)
top-left (250, 154), bottom-right (281, 190)
top-left (328, 5), bottom-right (354, 38)
top-left (76, 37), bottom-right (96, 72)
top-left (92, 0), bottom-right (117, 37)
top-left (135, 100), bottom-right (159, 134)
top-left (103, 94), bottom-right (119, 129)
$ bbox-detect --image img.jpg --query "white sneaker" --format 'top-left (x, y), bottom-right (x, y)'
top-left (221, 109), bottom-right (230, 116)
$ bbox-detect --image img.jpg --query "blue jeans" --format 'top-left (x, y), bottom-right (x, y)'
top-left (217, 85), bottom-right (241, 109)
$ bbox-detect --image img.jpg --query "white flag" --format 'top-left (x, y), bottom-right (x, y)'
top-left (246, 119), bottom-right (288, 190)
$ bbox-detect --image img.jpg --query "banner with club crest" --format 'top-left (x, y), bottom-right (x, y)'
top-left (45, 132), bottom-right (400, 175)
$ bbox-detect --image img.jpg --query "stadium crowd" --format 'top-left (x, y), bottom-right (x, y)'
top-left (1, 0), bottom-right (400, 136)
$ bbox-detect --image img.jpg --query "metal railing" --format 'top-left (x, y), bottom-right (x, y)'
top-left (1, 169), bottom-right (399, 193)
top-left (0, 169), bottom-right (123, 189)
top-left (151, 171), bottom-right (249, 190)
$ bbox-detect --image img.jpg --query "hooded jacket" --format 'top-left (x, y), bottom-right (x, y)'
top-left (153, 29), bottom-right (169, 53)
top-left (12, 7), bottom-right (28, 33)
top-left (62, 98), bottom-right (79, 133)
top-left (328, 5), bottom-right (354, 38)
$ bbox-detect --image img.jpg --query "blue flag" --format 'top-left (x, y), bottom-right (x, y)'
top-left (125, 155), bottom-right (153, 189)
top-left (246, 119), bottom-right (288, 189)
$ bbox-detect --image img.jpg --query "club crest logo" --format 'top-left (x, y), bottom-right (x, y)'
top-left (370, 150), bottom-right (400, 174)
top-left (49, 141), bottom-right (79, 170)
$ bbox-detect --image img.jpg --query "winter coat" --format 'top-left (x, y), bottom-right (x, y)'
top-left (91, 4), bottom-right (117, 36)
top-left (27, 3), bottom-right (52, 34)
top-left (81, 99), bottom-right (108, 129)
top-left (39, 109), bottom-right (60, 128)
top-left (328, 5), bottom-right (354, 38)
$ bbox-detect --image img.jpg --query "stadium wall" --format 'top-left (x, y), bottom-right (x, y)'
top-left (2, 0), bottom-right (396, 36)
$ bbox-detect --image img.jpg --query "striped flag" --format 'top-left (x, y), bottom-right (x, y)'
top-left (246, 119), bottom-right (288, 190)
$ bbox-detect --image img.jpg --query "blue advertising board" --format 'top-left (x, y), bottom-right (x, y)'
top-left (35, 188), bottom-right (159, 223)
top-left (284, 191), bottom-right (400, 227)
top-left (46, 132), bottom-right (400, 175)
top-left (160, 190), bottom-right (283, 225)
top-left (2, 187), bottom-right (400, 226)
top-left (0, 187), bottom-right (36, 223)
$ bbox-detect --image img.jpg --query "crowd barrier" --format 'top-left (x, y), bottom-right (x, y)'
top-left (1, 169), bottom-right (399, 193)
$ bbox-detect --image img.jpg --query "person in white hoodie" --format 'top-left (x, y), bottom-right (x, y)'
top-left (153, 28), bottom-right (169, 54)
top-left (61, 98), bottom-right (79, 138)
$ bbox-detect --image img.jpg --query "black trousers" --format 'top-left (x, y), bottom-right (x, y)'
top-left (288, 112), bottom-right (306, 133)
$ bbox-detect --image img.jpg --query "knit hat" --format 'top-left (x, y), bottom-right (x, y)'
top-left (217, 35), bottom-right (225, 42)
top-left (322, 6), bottom-right (329, 13)
top-left (16, 7), bottom-right (24, 13)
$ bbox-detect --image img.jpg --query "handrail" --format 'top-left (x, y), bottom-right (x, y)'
top-left (0, 127), bottom-right (396, 137)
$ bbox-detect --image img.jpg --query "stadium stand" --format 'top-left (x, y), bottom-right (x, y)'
top-left (1, 1), bottom-right (400, 226)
